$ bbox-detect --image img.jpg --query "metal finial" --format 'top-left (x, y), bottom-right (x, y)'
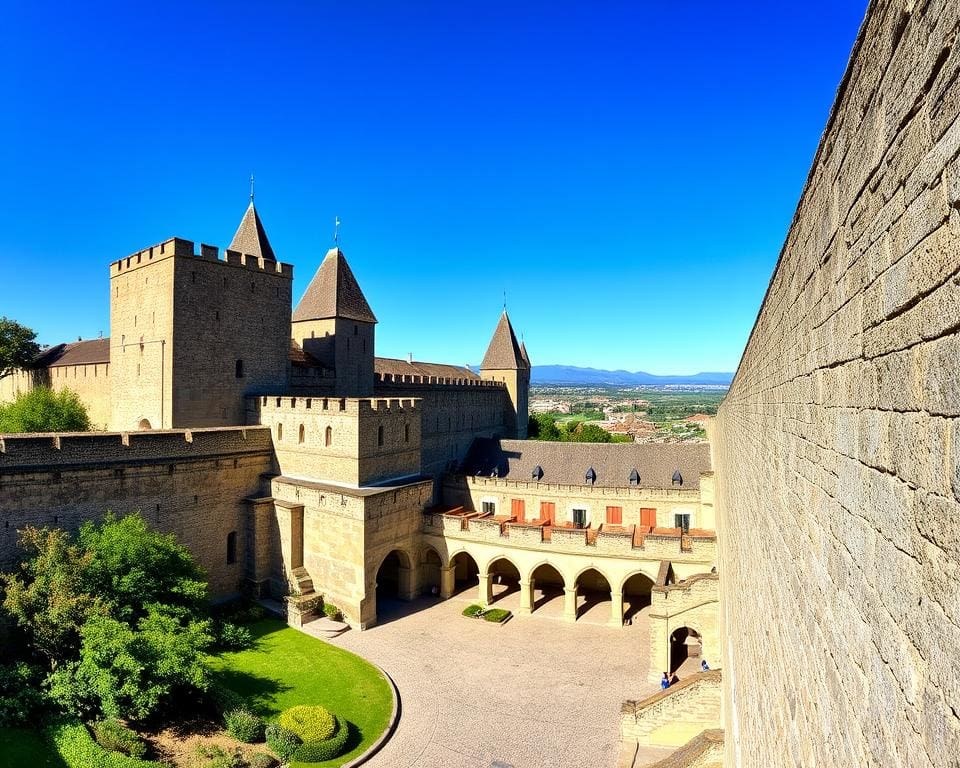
top-left (334, 216), bottom-right (341, 248)
top-left (503, 290), bottom-right (507, 312)
top-left (249, 173), bottom-right (255, 202)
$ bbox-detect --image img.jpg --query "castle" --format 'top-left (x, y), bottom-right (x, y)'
top-left (0, 200), bottom-right (718, 674)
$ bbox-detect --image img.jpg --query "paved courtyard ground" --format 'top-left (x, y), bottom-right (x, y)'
top-left (311, 589), bottom-right (667, 768)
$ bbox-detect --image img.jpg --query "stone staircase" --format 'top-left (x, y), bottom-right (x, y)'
top-left (292, 566), bottom-right (314, 596)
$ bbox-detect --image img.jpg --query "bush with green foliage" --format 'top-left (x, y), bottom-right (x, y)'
top-left (322, 601), bottom-right (342, 621)
top-left (264, 722), bottom-right (301, 761)
top-left (45, 721), bottom-right (163, 768)
top-left (225, 708), bottom-right (265, 743)
top-left (0, 661), bottom-right (47, 726)
top-left (90, 718), bottom-right (147, 759)
top-left (290, 715), bottom-right (350, 763)
top-left (278, 704), bottom-right (336, 742)
top-left (0, 316), bottom-right (41, 380)
top-left (247, 753), bottom-right (277, 768)
top-left (462, 604), bottom-right (483, 617)
top-left (214, 621), bottom-right (252, 651)
top-left (2, 513), bottom-right (215, 722)
top-left (208, 681), bottom-right (247, 716)
top-left (194, 744), bottom-right (245, 768)
top-left (482, 608), bottom-right (511, 623)
top-left (0, 386), bottom-right (91, 433)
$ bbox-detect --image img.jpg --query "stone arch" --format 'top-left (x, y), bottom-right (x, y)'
top-left (375, 548), bottom-right (413, 599)
top-left (137, 418), bottom-right (152, 430)
top-left (573, 566), bottom-right (612, 622)
top-left (621, 570), bottom-right (657, 623)
top-left (669, 625), bottom-right (704, 675)
top-left (529, 561), bottom-right (565, 614)
top-left (419, 545), bottom-right (443, 596)
top-left (449, 550), bottom-right (480, 596)
top-left (486, 555), bottom-right (522, 604)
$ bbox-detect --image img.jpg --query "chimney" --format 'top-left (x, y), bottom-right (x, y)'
top-left (407, 353), bottom-right (413, 364)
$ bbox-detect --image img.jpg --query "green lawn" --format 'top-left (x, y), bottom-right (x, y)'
top-left (209, 618), bottom-right (393, 768)
top-left (0, 727), bottom-right (66, 768)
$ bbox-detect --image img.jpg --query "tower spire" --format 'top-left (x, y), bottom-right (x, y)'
top-left (249, 173), bottom-right (255, 203)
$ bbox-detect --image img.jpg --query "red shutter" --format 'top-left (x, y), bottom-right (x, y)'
top-left (511, 498), bottom-right (526, 523)
top-left (541, 501), bottom-right (555, 524)
top-left (606, 505), bottom-right (622, 525)
top-left (640, 507), bottom-right (657, 528)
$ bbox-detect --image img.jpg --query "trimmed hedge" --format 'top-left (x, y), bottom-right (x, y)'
top-left (264, 722), bottom-right (301, 762)
top-left (462, 604), bottom-right (483, 617)
top-left (46, 721), bottom-right (164, 768)
top-left (278, 704), bottom-right (335, 742)
top-left (291, 715), bottom-right (350, 763)
top-left (90, 718), bottom-right (148, 758)
top-left (224, 708), bottom-right (265, 743)
top-left (483, 608), bottom-right (511, 623)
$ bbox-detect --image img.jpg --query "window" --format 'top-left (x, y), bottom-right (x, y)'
top-left (482, 499), bottom-right (497, 515)
top-left (640, 507), bottom-right (657, 528)
top-left (606, 506), bottom-right (622, 525)
top-left (674, 513), bottom-right (691, 533)
top-left (235, 359), bottom-right (244, 378)
top-left (298, 424), bottom-right (305, 444)
top-left (540, 501), bottom-right (556, 524)
top-left (511, 498), bottom-right (526, 523)
top-left (226, 531), bottom-right (237, 564)
top-left (629, 468), bottom-right (640, 486)
top-left (377, 425), bottom-right (384, 446)
top-left (672, 470), bottom-right (683, 486)
top-left (404, 423), bottom-right (410, 443)
top-left (531, 465), bottom-right (543, 481)
top-left (277, 423), bottom-right (283, 441)
top-left (572, 508), bottom-right (588, 528)
top-left (354, 324), bottom-right (358, 335)
top-left (585, 467), bottom-right (597, 485)
top-left (325, 425), bottom-right (332, 446)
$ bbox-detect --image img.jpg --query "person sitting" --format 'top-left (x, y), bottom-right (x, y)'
top-left (660, 672), bottom-right (670, 689)
top-left (701, 659), bottom-right (710, 671)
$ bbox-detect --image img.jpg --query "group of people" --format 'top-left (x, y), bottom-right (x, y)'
top-left (660, 659), bottom-right (709, 689)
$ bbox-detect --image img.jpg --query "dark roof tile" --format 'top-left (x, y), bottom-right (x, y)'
top-left (292, 248), bottom-right (377, 324)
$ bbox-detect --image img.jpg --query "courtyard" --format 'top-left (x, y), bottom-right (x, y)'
top-left (314, 592), bottom-right (671, 768)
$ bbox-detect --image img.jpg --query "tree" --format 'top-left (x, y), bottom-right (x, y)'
top-left (0, 387), bottom-right (91, 433)
top-left (1, 527), bottom-right (104, 667)
top-left (568, 423), bottom-right (613, 443)
top-left (0, 317), bottom-right (40, 379)
top-left (528, 413), bottom-right (560, 441)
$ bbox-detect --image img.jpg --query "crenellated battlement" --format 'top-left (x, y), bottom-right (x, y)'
top-left (110, 237), bottom-right (293, 278)
top-left (0, 426), bottom-right (274, 471)
top-left (253, 395), bottom-right (421, 415)
top-left (375, 372), bottom-right (504, 388)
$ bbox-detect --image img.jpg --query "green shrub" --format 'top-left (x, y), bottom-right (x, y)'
top-left (291, 715), bottom-right (351, 763)
top-left (248, 753), bottom-right (276, 768)
top-left (483, 608), bottom-right (511, 623)
top-left (322, 602), bottom-right (342, 621)
top-left (461, 604), bottom-right (483, 617)
top-left (264, 722), bottom-right (301, 761)
top-left (195, 744), bottom-right (245, 768)
top-left (225, 708), bottom-right (265, 743)
top-left (91, 718), bottom-right (148, 758)
top-left (278, 704), bottom-right (336, 742)
top-left (46, 720), bottom-right (164, 768)
top-left (0, 661), bottom-right (47, 726)
top-left (214, 621), bottom-right (253, 651)
top-left (208, 682), bottom-right (246, 716)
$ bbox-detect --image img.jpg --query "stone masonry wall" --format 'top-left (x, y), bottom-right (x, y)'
top-left (0, 427), bottom-right (275, 594)
top-left (0, 364), bottom-right (112, 430)
top-left (714, 2), bottom-right (960, 765)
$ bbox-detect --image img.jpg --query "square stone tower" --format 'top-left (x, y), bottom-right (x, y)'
top-left (479, 310), bottom-right (530, 439)
top-left (109, 202), bottom-right (293, 430)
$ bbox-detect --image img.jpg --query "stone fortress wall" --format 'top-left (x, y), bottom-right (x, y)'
top-left (0, 427), bottom-right (275, 594)
top-left (0, 364), bottom-right (112, 430)
top-left (714, 1), bottom-right (960, 765)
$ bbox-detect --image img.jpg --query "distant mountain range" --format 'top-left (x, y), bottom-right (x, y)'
top-left (528, 366), bottom-right (733, 386)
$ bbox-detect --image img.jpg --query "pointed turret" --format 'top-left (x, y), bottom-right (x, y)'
top-left (228, 201), bottom-right (276, 262)
top-left (291, 248), bottom-right (376, 396)
top-left (480, 310), bottom-right (530, 439)
top-left (292, 248), bottom-right (377, 324)
top-left (519, 340), bottom-right (531, 369)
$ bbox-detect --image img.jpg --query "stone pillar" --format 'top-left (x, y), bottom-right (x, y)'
top-left (519, 579), bottom-right (533, 614)
top-left (610, 590), bottom-right (624, 628)
top-left (440, 566), bottom-right (455, 599)
top-left (479, 573), bottom-right (493, 606)
top-left (398, 565), bottom-right (417, 601)
top-left (564, 586), bottom-right (578, 622)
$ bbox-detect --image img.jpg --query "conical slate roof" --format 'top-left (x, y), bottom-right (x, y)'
top-left (481, 310), bottom-right (526, 370)
top-left (228, 201), bottom-right (276, 262)
top-left (519, 340), bottom-right (531, 368)
top-left (292, 248), bottom-right (377, 324)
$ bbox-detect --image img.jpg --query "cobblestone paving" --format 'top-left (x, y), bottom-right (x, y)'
top-left (314, 593), bottom-right (662, 768)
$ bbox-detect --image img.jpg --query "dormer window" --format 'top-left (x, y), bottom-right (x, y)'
top-left (532, 465), bottom-right (543, 481)
top-left (629, 468), bottom-right (640, 486)
top-left (672, 470), bottom-right (683, 486)
top-left (491, 466), bottom-right (499, 478)
top-left (585, 467), bottom-right (597, 485)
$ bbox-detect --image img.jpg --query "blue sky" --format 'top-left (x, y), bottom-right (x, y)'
top-left (0, 1), bottom-right (867, 374)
